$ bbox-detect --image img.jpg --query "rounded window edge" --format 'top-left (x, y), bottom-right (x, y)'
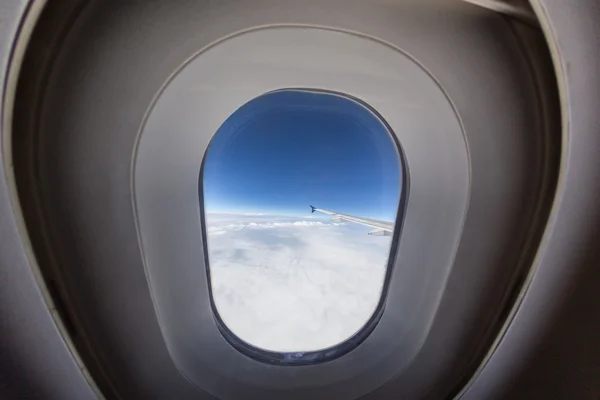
top-left (198, 88), bottom-right (410, 366)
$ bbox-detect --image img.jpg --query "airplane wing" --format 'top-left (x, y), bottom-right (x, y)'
top-left (310, 205), bottom-right (394, 236)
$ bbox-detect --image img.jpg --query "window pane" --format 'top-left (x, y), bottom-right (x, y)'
top-left (202, 90), bottom-right (402, 353)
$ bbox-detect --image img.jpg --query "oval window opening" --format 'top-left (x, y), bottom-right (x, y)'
top-left (201, 89), bottom-right (403, 362)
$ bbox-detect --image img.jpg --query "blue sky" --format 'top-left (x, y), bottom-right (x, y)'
top-left (202, 90), bottom-right (402, 221)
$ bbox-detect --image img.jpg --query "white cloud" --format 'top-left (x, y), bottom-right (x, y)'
top-left (205, 213), bottom-right (392, 352)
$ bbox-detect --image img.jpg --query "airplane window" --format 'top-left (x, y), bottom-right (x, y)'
top-left (201, 89), bottom-right (402, 356)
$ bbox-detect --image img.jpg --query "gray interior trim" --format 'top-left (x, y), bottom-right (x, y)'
top-left (0, 1), bottom-right (99, 398)
top-left (462, 0), bottom-right (538, 27)
top-left (134, 26), bottom-right (469, 399)
top-left (460, 0), bottom-right (600, 397)
top-left (5, 1), bottom-right (564, 398)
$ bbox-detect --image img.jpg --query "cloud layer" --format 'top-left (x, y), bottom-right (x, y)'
top-left (205, 213), bottom-right (392, 352)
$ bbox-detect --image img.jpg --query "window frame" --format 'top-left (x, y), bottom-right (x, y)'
top-left (199, 88), bottom-right (409, 365)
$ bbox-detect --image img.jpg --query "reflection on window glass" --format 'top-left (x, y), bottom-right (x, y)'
top-left (202, 90), bottom-right (402, 353)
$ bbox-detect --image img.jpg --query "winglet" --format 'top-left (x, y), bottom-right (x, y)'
top-left (310, 205), bottom-right (316, 213)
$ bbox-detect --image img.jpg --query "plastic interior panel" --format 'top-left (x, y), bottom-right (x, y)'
top-left (134, 26), bottom-right (469, 398)
top-left (0, 1), bottom-right (99, 398)
top-left (460, 0), bottom-right (600, 398)
top-left (5, 1), bottom-right (561, 399)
